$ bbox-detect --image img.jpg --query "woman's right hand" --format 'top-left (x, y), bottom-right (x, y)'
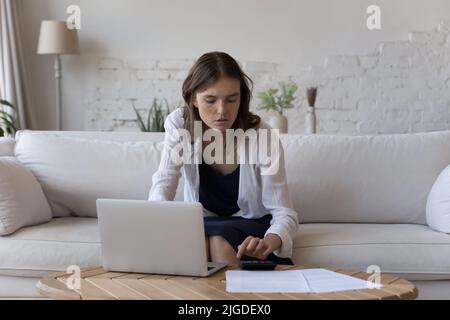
top-left (236, 234), bottom-right (281, 260)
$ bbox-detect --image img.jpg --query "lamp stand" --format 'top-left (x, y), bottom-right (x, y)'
top-left (54, 54), bottom-right (62, 130)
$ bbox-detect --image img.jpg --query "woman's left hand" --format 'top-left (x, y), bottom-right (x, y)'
top-left (236, 233), bottom-right (282, 260)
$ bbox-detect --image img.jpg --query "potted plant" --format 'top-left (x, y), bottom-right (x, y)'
top-left (131, 98), bottom-right (171, 132)
top-left (0, 99), bottom-right (18, 137)
top-left (256, 82), bottom-right (298, 133)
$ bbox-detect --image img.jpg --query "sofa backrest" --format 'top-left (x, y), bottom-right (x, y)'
top-left (13, 130), bottom-right (450, 224)
top-left (281, 131), bottom-right (450, 224)
top-left (14, 130), bottom-right (184, 217)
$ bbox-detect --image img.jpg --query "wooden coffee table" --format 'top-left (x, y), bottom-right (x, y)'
top-left (36, 265), bottom-right (418, 300)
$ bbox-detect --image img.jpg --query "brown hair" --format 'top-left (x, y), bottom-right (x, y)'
top-left (182, 52), bottom-right (261, 137)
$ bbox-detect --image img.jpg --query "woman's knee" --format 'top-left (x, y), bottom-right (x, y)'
top-left (208, 236), bottom-right (240, 267)
top-left (209, 236), bottom-right (236, 256)
top-left (209, 235), bottom-right (229, 248)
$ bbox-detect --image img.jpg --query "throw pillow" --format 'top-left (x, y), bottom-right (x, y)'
top-left (0, 157), bottom-right (52, 235)
top-left (426, 164), bottom-right (450, 233)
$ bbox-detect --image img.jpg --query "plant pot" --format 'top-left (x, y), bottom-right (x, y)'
top-left (305, 106), bottom-right (316, 134)
top-left (269, 113), bottom-right (288, 133)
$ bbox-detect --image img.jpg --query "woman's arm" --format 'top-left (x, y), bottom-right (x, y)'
top-left (236, 128), bottom-right (299, 260)
top-left (260, 129), bottom-right (299, 258)
top-left (148, 110), bottom-right (184, 201)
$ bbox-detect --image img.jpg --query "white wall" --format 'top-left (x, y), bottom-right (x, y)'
top-left (19, 0), bottom-right (450, 132)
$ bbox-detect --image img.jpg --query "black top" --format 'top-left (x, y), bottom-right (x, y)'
top-left (199, 160), bottom-right (240, 217)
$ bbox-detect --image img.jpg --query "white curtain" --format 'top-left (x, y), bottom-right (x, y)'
top-left (0, 0), bottom-right (35, 130)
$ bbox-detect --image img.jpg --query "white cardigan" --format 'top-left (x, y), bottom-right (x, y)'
top-left (148, 108), bottom-right (299, 258)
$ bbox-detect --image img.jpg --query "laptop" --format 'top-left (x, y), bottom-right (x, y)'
top-left (96, 199), bottom-right (227, 277)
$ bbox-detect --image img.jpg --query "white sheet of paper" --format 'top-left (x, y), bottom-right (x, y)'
top-left (225, 270), bottom-right (311, 293)
top-left (301, 268), bottom-right (382, 293)
top-left (225, 268), bottom-right (383, 293)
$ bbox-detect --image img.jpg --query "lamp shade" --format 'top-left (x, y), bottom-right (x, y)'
top-left (37, 20), bottom-right (80, 55)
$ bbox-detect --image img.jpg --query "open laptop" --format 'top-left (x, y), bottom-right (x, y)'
top-left (96, 199), bottom-right (227, 277)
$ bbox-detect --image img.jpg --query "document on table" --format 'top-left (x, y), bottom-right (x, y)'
top-left (225, 268), bottom-right (382, 293)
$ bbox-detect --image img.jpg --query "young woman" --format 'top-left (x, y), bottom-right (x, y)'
top-left (148, 51), bottom-right (298, 267)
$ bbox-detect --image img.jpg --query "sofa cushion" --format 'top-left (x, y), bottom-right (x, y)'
top-left (426, 164), bottom-right (450, 233)
top-left (2, 217), bottom-right (449, 281)
top-left (14, 131), bottom-right (183, 217)
top-left (281, 131), bottom-right (450, 224)
top-left (292, 223), bottom-right (450, 280)
top-left (0, 217), bottom-right (101, 277)
top-left (0, 157), bottom-right (52, 235)
top-left (0, 137), bottom-right (14, 156)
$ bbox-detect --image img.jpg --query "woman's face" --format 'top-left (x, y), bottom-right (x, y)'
top-left (193, 77), bottom-right (241, 132)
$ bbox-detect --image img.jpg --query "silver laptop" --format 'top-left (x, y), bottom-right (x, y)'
top-left (96, 199), bottom-right (227, 277)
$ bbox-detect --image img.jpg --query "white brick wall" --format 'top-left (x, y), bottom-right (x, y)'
top-left (86, 20), bottom-right (450, 134)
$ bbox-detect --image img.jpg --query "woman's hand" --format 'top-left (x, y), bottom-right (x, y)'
top-left (236, 233), bottom-right (282, 260)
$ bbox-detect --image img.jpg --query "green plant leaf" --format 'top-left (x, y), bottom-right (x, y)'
top-left (277, 82), bottom-right (298, 110)
top-left (131, 100), bottom-right (147, 131)
top-left (146, 99), bottom-right (156, 132)
top-left (0, 99), bottom-right (18, 135)
top-left (0, 113), bottom-right (17, 136)
top-left (0, 114), bottom-right (16, 130)
top-left (256, 90), bottom-right (279, 112)
top-left (257, 83), bottom-right (299, 113)
top-left (0, 110), bottom-right (15, 124)
top-left (0, 99), bottom-right (15, 110)
top-left (136, 97), bottom-right (172, 132)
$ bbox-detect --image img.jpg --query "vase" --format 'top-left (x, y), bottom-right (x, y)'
top-left (269, 113), bottom-right (288, 133)
top-left (305, 106), bottom-right (316, 134)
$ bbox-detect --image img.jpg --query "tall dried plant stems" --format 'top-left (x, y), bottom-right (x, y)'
top-left (307, 87), bottom-right (317, 107)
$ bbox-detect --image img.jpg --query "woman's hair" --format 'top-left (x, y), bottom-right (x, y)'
top-left (182, 51), bottom-right (261, 136)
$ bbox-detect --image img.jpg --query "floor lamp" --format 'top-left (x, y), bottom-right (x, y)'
top-left (37, 20), bottom-right (80, 131)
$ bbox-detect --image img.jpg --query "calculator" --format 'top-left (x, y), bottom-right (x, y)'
top-left (239, 260), bottom-right (277, 270)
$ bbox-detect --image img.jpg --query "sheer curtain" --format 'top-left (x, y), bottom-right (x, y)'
top-left (0, 0), bottom-right (36, 130)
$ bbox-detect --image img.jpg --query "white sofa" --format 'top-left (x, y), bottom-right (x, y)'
top-left (1, 129), bottom-right (450, 299)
